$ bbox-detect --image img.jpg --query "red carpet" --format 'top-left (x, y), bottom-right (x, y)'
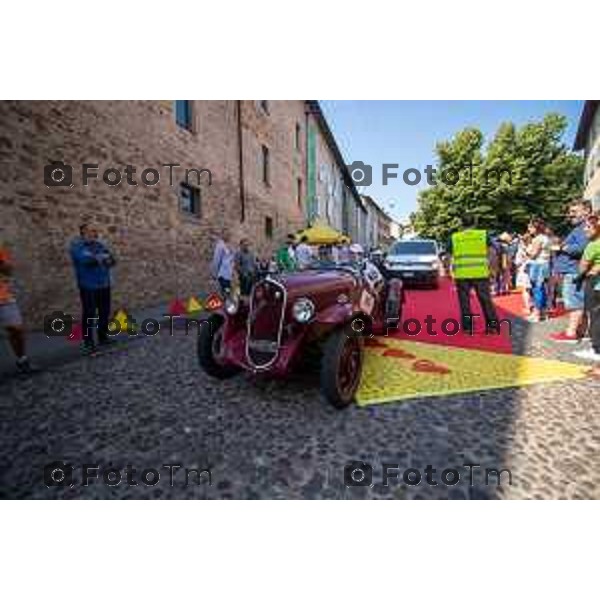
top-left (493, 291), bottom-right (567, 319)
top-left (390, 278), bottom-right (513, 354)
top-left (491, 291), bottom-right (525, 317)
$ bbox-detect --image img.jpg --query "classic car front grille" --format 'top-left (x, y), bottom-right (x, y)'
top-left (246, 278), bottom-right (286, 368)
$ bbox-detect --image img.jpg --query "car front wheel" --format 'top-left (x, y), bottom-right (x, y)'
top-left (197, 315), bottom-right (241, 379)
top-left (320, 329), bottom-right (363, 409)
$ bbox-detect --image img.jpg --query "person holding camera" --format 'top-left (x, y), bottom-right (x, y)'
top-left (0, 239), bottom-right (32, 373)
top-left (70, 224), bottom-right (116, 354)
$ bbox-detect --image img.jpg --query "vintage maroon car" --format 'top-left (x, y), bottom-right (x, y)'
top-left (197, 262), bottom-right (404, 408)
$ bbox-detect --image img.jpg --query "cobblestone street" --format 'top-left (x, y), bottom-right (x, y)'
top-left (2, 311), bottom-right (599, 499)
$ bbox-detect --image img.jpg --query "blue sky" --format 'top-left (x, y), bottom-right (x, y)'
top-left (320, 100), bottom-right (584, 223)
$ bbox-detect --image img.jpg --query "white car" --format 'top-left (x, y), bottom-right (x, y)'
top-left (383, 239), bottom-right (441, 287)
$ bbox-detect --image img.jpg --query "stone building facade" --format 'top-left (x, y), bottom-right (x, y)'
top-left (361, 195), bottom-right (379, 250)
top-left (574, 100), bottom-right (600, 212)
top-left (376, 206), bottom-right (399, 249)
top-left (359, 194), bottom-right (399, 250)
top-left (237, 100), bottom-right (307, 255)
top-left (304, 101), bottom-right (364, 241)
top-left (0, 100), bottom-right (315, 325)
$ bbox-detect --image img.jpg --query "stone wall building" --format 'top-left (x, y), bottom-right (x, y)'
top-left (360, 194), bottom-right (400, 250)
top-left (0, 100), bottom-right (361, 327)
top-left (237, 100), bottom-right (307, 255)
top-left (304, 101), bottom-right (363, 240)
top-left (574, 100), bottom-right (600, 212)
top-left (361, 195), bottom-right (379, 251)
top-left (375, 203), bottom-right (399, 249)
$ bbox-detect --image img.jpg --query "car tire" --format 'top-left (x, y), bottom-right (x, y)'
top-left (320, 329), bottom-right (363, 409)
top-left (197, 315), bottom-right (241, 379)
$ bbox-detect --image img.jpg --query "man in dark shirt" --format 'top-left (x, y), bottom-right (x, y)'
top-left (235, 238), bottom-right (257, 296)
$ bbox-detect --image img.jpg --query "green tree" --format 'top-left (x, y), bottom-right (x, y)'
top-left (411, 113), bottom-right (584, 242)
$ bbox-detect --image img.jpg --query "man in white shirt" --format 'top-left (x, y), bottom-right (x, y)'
top-left (295, 236), bottom-right (313, 269)
top-left (211, 232), bottom-right (234, 295)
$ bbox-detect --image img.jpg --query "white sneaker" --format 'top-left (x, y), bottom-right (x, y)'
top-left (573, 348), bottom-right (600, 362)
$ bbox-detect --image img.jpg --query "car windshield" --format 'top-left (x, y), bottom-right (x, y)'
top-left (306, 258), bottom-right (360, 272)
top-left (389, 241), bottom-right (437, 255)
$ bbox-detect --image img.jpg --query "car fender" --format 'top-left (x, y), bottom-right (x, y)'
top-left (314, 302), bottom-right (355, 325)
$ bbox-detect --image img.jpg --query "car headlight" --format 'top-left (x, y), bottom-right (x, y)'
top-left (292, 297), bottom-right (315, 323)
top-left (224, 295), bottom-right (239, 315)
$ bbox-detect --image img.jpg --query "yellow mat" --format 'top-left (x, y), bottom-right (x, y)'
top-left (356, 338), bottom-right (589, 406)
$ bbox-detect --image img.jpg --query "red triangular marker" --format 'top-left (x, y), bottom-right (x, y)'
top-left (168, 298), bottom-right (186, 315)
top-left (204, 293), bottom-right (223, 311)
top-left (68, 322), bottom-right (83, 343)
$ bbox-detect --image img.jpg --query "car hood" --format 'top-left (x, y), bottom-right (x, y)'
top-left (276, 269), bottom-right (358, 304)
top-left (386, 254), bottom-right (437, 263)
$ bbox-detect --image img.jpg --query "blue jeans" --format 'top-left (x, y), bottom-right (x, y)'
top-left (561, 273), bottom-right (585, 310)
top-left (217, 277), bottom-right (231, 296)
top-left (528, 263), bottom-right (549, 311)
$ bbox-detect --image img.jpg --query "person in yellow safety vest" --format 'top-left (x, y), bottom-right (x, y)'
top-left (450, 228), bottom-right (499, 333)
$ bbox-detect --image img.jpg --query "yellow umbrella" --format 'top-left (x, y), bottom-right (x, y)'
top-left (295, 221), bottom-right (349, 245)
